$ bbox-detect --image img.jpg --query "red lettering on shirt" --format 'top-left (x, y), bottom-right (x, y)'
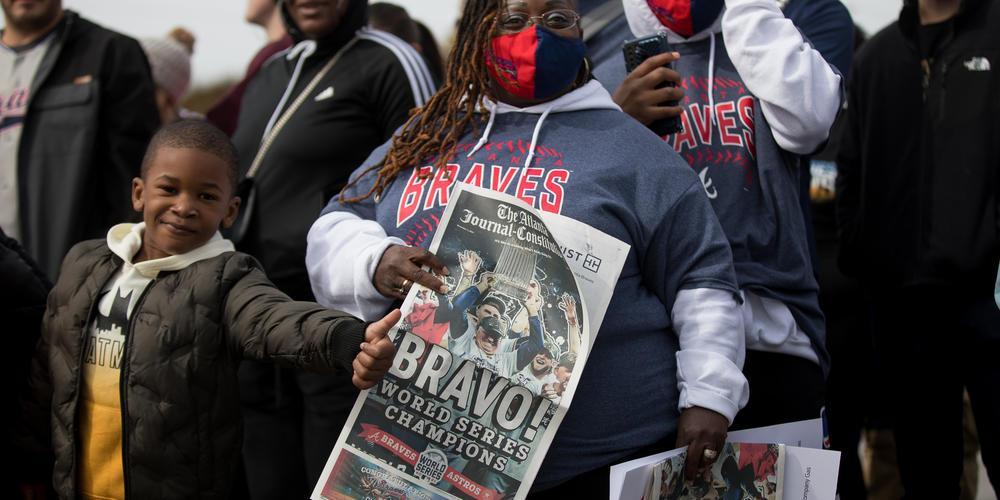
top-left (424, 164), bottom-right (459, 210)
top-left (716, 101), bottom-right (742, 147)
top-left (516, 167), bottom-right (543, 206)
top-left (738, 96), bottom-right (756, 158)
top-left (691, 104), bottom-right (713, 145)
top-left (397, 167), bottom-right (432, 226)
top-left (462, 163), bottom-right (485, 188)
top-left (673, 112), bottom-right (698, 152)
top-left (490, 165), bottom-right (520, 192)
top-left (540, 170), bottom-right (568, 213)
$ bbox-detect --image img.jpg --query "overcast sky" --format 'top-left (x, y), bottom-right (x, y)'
top-left (4, 0), bottom-right (902, 88)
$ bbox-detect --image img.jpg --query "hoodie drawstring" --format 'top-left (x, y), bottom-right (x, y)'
top-left (525, 104), bottom-right (554, 167)
top-left (263, 40), bottom-right (317, 140)
top-left (467, 101), bottom-right (498, 158)
top-left (707, 31), bottom-right (716, 127)
top-left (465, 100), bottom-right (554, 168)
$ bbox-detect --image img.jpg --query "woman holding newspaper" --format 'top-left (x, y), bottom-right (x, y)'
top-left (305, 0), bottom-right (749, 495)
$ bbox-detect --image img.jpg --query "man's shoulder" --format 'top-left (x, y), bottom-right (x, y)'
top-left (43, 10), bottom-right (148, 83)
top-left (853, 22), bottom-right (907, 70)
top-left (62, 10), bottom-right (142, 49)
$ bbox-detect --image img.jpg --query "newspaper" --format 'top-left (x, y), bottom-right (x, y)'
top-left (649, 443), bottom-right (786, 500)
top-left (610, 419), bottom-right (839, 500)
top-left (312, 183), bottom-right (628, 500)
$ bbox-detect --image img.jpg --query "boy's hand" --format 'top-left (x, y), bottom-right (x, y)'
top-left (352, 309), bottom-right (401, 390)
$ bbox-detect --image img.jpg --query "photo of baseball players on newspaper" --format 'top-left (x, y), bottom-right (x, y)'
top-left (312, 184), bottom-right (628, 500)
top-left (648, 443), bottom-right (786, 500)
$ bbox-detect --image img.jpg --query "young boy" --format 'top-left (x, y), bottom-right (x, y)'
top-left (20, 120), bottom-right (399, 499)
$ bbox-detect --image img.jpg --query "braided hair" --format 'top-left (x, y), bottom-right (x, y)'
top-left (340, 0), bottom-right (499, 203)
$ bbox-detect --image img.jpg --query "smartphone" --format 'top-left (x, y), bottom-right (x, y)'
top-left (622, 33), bottom-right (683, 136)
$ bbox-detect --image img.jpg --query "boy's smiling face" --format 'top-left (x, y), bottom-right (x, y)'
top-left (131, 146), bottom-right (240, 262)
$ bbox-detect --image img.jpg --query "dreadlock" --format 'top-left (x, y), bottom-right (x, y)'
top-left (340, 0), bottom-right (500, 203)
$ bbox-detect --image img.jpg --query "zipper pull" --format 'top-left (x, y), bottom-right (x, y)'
top-left (921, 59), bottom-right (931, 102)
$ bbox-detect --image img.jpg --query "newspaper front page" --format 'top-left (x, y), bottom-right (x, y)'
top-left (312, 184), bottom-right (628, 500)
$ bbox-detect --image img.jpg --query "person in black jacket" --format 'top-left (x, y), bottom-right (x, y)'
top-left (836, 0), bottom-right (1000, 496)
top-left (0, 0), bottom-right (160, 281)
top-left (230, 0), bottom-right (437, 497)
top-left (1, 227), bottom-right (50, 499)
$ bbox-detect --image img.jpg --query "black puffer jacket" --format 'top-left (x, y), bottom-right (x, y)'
top-left (22, 239), bottom-right (367, 499)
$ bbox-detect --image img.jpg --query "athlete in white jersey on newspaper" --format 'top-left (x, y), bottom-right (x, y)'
top-left (434, 260), bottom-right (544, 379)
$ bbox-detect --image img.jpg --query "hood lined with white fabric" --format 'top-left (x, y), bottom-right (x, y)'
top-left (623, 0), bottom-right (724, 126)
top-left (465, 79), bottom-right (621, 166)
top-left (107, 222), bottom-right (234, 278)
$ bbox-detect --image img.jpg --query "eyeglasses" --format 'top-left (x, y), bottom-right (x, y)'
top-left (497, 9), bottom-right (580, 33)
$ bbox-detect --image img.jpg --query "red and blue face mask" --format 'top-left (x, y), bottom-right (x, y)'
top-left (485, 25), bottom-right (586, 100)
top-left (645, 0), bottom-right (724, 37)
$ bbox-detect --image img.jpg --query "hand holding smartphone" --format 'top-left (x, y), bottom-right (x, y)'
top-left (622, 33), bottom-right (683, 136)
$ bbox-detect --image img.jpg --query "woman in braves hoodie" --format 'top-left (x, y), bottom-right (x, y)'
top-left (593, 0), bottom-right (844, 429)
top-left (306, 0), bottom-right (750, 494)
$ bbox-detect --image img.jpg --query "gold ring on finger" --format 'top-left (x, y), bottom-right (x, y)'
top-left (702, 448), bottom-right (718, 460)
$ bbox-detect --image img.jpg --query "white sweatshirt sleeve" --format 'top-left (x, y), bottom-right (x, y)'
top-left (305, 211), bottom-right (405, 321)
top-left (673, 287), bottom-right (750, 424)
top-left (721, 0), bottom-right (842, 154)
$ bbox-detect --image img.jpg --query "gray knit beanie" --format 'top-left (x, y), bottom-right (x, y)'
top-left (140, 30), bottom-right (193, 104)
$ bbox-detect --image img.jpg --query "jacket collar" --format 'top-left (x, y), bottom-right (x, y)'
top-left (106, 223), bottom-right (234, 278)
top-left (280, 0), bottom-right (367, 55)
top-left (27, 9), bottom-right (75, 97)
top-left (899, 0), bottom-right (983, 40)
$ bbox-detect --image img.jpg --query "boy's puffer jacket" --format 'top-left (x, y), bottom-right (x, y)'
top-left (20, 239), bottom-right (366, 499)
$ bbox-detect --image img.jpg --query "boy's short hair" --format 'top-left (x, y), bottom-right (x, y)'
top-left (141, 120), bottom-right (239, 190)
